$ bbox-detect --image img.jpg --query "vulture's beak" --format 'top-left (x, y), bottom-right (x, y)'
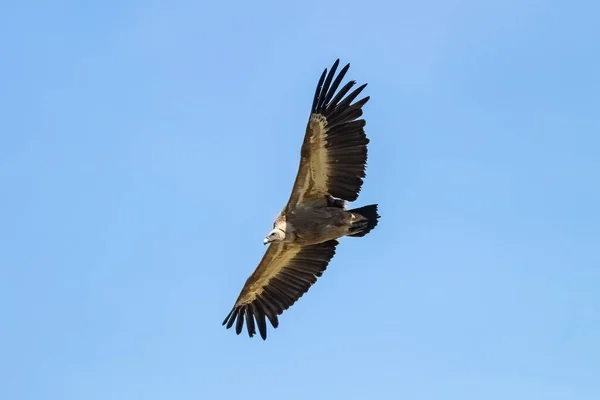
top-left (263, 238), bottom-right (269, 245)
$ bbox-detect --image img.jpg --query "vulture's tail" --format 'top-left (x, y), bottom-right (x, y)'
top-left (347, 204), bottom-right (380, 237)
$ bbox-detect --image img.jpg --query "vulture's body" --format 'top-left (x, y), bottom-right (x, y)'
top-left (222, 59), bottom-right (380, 340)
top-left (272, 203), bottom-right (379, 246)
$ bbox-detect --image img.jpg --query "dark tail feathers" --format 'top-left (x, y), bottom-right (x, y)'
top-left (347, 204), bottom-right (380, 237)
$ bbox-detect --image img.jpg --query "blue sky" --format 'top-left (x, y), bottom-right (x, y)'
top-left (1, 0), bottom-right (599, 399)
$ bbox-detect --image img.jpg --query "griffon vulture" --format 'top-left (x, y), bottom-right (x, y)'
top-left (222, 59), bottom-right (380, 340)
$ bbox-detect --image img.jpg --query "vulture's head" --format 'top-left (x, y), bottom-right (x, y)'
top-left (263, 228), bottom-right (285, 245)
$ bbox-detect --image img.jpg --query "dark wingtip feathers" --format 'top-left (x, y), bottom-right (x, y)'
top-left (311, 59), bottom-right (365, 115)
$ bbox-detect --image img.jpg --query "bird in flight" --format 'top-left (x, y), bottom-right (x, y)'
top-left (222, 59), bottom-right (380, 340)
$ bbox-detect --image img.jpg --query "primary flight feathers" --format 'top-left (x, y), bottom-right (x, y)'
top-left (222, 59), bottom-right (380, 340)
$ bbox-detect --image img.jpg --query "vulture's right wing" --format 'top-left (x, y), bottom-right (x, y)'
top-left (285, 59), bottom-right (371, 210)
top-left (222, 240), bottom-right (338, 340)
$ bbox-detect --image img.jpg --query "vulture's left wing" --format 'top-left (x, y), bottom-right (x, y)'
top-left (222, 240), bottom-right (338, 340)
top-left (285, 59), bottom-right (371, 210)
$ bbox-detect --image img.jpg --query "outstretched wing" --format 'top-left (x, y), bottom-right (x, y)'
top-left (222, 240), bottom-right (338, 340)
top-left (285, 59), bottom-right (371, 210)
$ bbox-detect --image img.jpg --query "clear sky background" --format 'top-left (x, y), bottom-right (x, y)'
top-left (1, 1), bottom-right (599, 399)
